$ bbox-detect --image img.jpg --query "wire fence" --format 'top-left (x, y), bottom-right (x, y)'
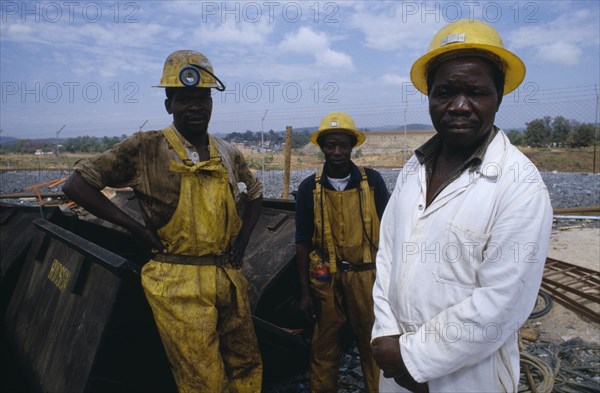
top-left (0, 84), bottom-right (598, 174)
top-left (212, 83), bottom-right (600, 173)
top-left (209, 84), bottom-right (599, 134)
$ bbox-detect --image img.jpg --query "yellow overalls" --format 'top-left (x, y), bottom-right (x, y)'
top-left (308, 168), bottom-right (380, 393)
top-left (140, 128), bottom-right (262, 393)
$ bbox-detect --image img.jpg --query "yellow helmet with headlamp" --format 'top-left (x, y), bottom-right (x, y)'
top-left (154, 50), bottom-right (225, 91)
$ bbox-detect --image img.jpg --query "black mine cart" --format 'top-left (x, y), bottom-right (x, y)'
top-left (1, 195), bottom-right (310, 392)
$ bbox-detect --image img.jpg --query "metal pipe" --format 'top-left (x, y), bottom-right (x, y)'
top-left (553, 206), bottom-right (600, 214)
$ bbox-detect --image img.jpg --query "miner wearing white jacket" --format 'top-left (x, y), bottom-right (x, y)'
top-left (371, 19), bottom-right (553, 393)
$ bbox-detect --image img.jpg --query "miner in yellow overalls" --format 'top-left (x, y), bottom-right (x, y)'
top-left (63, 50), bottom-right (263, 393)
top-left (295, 112), bottom-right (390, 392)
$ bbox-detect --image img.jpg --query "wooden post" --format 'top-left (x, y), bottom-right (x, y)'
top-left (282, 126), bottom-right (293, 199)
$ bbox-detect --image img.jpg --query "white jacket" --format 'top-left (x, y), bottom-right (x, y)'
top-left (373, 130), bottom-right (552, 392)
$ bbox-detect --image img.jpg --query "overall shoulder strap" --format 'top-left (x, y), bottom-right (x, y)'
top-left (162, 127), bottom-right (193, 165)
top-left (357, 165), bottom-right (367, 179)
top-left (357, 166), bottom-right (376, 263)
top-left (357, 166), bottom-right (370, 192)
top-left (312, 170), bottom-right (337, 272)
top-left (314, 169), bottom-right (322, 183)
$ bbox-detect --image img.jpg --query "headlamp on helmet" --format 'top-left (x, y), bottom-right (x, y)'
top-left (179, 64), bottom-right (226, 91)
top-left (154, 50), bottom-right (227, 90)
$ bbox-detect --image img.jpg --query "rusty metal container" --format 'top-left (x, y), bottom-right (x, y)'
top-left (1, 196), bottom-right (309, 391)
top-left (4, 218), bottom-right (176, 392)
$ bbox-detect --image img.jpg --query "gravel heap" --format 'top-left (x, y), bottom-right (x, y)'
top-left (258, 169), bottom-right (599, 209)
top-left (1, 169), bottom-right (598, 215)
top-left (0, 170), bottom-right (72, 195)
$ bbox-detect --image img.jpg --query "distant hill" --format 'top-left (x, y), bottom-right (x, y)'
top-left (0, 136), bottom-right (20, 146)
top-left (290, 126), bottom-right (318, 134)
top-left (267, 123), bottom-right (433, 134)
top-left (1, 137), bottom-right (61, 146)
top-left (365, 123), bottom-right (433, 132)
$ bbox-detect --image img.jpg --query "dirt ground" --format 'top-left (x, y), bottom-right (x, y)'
top-left (525, 226), bottom-right (600, 344)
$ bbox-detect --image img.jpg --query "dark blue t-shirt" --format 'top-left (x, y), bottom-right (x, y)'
top-left (295, 163), bottom-right (390, 244)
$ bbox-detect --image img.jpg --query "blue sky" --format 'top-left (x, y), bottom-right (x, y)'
top-left (1, 0), bottom-right (599, 139)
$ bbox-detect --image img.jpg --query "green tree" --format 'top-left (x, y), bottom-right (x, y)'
top-left (567, 123), bottom-right (597, 147)
top-left (506, 129), bottom-right (524, 146)
top-left (99, 136), bottom-right (119, 152)
top-left (524, 117), bottom-right (552, 147)
top-left (291, 130), bottom-right (311, 148)
top-left (19, 139), bottom-right (40, 154)
top-left (243, 130), bottom-right (255, 143)
top-left (224, 132), bottom-right (243, 143)
top-left (551, 116), bottom-right (572, 147)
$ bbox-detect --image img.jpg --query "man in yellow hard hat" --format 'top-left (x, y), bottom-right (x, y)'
top-left (370, 20), bottom-right (553, 392)
top-left (295, 112), bottom-right (390, 392)
top-left (63, 50), bottom-right (263, 392)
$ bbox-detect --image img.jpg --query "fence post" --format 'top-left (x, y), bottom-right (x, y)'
top-left (282, 126), bottom-right (293, 199)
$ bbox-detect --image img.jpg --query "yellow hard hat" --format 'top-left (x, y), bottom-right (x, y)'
top-left (154, 50), bottom-right (225, 90)
top-left (310, 112), bottom-right (366, 147)
top-left (410, 19), bottom-right (525, 95)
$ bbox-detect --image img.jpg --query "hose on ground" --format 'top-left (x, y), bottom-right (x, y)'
top-left (529, 290), bottom-right (553, 319)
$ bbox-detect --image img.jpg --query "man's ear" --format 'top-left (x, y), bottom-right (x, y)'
top-left (165, 98), bottom-right (172, 114)
top-left (495, 86), bottom-right (503, 112)
top-left (496, 95), bottom-right (503, 112)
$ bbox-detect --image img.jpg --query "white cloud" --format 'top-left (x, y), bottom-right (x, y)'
top-left (279, 26), bottom-right (327, 52)
top-left (2, 23), bottom-right (38, 43)
top-left (0, 18), bottom-right (173, 78)
top-left (1, 19), bottom-right (168, 48)
top-left (507, 9), bottom-right (599, 66)
top-left (1, 1), bottom-right (598, 138)
top-left (540, 42), bottom-right (583, 66)
top-left (278, 26), bottom-right (353, 69)
top-left (318, 48), bottom-right (354, 69)
top-left (381, 73), bottom-right (411, 86)
top-left (347, 3), bottom-right (438, 53)
top-left (193, 18), bottom-right (273, 46)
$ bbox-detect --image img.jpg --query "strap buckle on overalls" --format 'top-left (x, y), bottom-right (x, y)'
top-left (215, 251), bottom-right (231, 268)
top-left (338, 260), bottom-right (353, 272)
top-left (336, 260), bottom-right (376, 272)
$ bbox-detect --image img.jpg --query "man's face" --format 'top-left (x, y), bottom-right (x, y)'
top-left (428, 57), bottom-right (501, 151)
top-left (165, 88), bottom-right (213, 136)
top-left (320, 132), bottom-right (354, 169)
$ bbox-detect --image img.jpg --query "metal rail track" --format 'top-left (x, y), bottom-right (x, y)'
top-left (541, 257), bottom-right (600, 322)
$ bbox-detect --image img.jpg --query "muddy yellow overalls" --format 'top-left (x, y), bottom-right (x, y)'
top-left (308, 167), bottom-right (380, 393)
top-left (140, 128), bottom-right (262, 393)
